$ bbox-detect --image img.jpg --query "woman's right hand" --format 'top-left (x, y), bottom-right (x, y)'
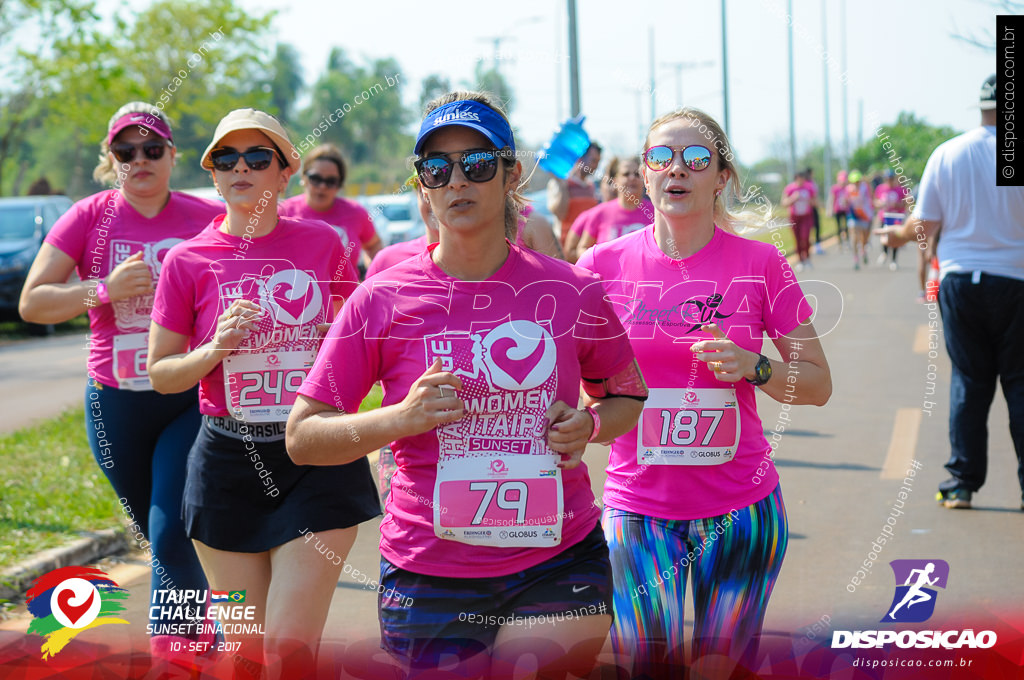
top-left (104, 251), bottom-right (154, 301)
top-left (211, 299), bottom-right (263, 352)
top-left (397, 358), bottom-right (464, 436)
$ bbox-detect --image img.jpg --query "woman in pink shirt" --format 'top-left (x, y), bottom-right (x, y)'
top-left (571, 156), bottom-right (654, 263)
top-left (288, 91), bottom-right (647, 678)
top-left (577, 108), bottom-right (832, 678)
top-left (278, 143), bottom-right (382, 270)
top-left (147, 109), bottom-right (380, 677)
top-left (19, 102), bottom-right (223, 661)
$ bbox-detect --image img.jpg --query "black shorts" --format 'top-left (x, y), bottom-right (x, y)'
top-left (183, 417), bottom-right (381, 552)
top-left (378, 522), bottom-right (612, 668)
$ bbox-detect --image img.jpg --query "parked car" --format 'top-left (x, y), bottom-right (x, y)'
top-left (0, 195), bottom-right (73, 316)
top-left (357, 193), bottom-right (420, 246)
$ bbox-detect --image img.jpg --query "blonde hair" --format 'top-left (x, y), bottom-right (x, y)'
top-left (421, 90), bottom-right (524, 240)
top-left (93, 102), bottom-right (173, 186)
top-left (644, 107), bottom-right (775, 235)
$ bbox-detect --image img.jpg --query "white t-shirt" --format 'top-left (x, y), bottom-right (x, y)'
top-left (914, 125), bottom-right (1024, 282)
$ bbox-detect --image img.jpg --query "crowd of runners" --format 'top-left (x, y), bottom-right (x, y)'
top-left (46, 77), bottom-right (1024, 679)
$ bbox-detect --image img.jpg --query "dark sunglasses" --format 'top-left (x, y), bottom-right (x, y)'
top-left (110, 140), bottom-right (168, 163)
top-left (305, 173), bottom-right (341, 189)
top-left (643, 145), bottom-right (713, 172)
top-left (209, 146), bottom-right (283, 172)
top-left (414, 148), bottom-right (508, 189)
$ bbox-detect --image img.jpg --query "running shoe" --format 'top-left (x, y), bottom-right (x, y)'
top-left (889, 262), bottom-right (899, 272)
top-left (936, 488), bottom-right (972, 509)
top-left (854, 260), bottom-right (860, 271)
top-left (876, 253), bottom-right (888, 265)
top-left (915, 291), bottom-right (927, 303)
top-left (815, 244), bottom-right (825, 255)
top-left (862, 253), bottom-right (868, 265)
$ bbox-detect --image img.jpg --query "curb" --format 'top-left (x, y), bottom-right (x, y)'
top-left (0, 528), bottom-right (129, 602)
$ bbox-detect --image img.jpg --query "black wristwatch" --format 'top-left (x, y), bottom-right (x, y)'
top-left (746, 354), bottom-right (772, 386)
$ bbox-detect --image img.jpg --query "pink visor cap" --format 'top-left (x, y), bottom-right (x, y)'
top-left (107, 112), bottom-right (173, 145)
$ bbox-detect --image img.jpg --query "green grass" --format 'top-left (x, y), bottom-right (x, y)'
top-left (0, 382), bottom-right (386, 572)
top-left (745, 207), bottom-right (842, 258)
top-left (0, 406), bottom-right (122, 572)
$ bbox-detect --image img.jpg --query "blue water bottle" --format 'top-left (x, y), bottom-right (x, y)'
top-left (539, 115), bottom-right (591, 179)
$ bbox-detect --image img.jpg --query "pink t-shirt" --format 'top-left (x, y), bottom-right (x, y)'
top-left (365, 235), bottom-right (428, 278)
top-left (577, 226), bottom-right (813, 520)
top-left (299, 242), bottom-right (635, 578)
top-left (572, 198), bottom-right (654, 242)
top-left (784, 181), bottom-right (816, 217)
top-left (45, 190), bottom-right (224, 389)
top-left (830, 183), bottom-right (850, 214)
top-left (278, 195), bottom-right (378, 261)
top-left (152, 216), bottom-right (357, 416)
top-left (874, 183), bottom-right (909, 214)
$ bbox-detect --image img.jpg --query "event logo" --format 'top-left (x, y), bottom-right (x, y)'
top-left (482, 321), bottom-right (556, 391)
top-left (832, 558), bottom-right (995, 650)
top-left (26, 566), bottom-right (129, 659)
top-left (882, 559), bottom-right (949, 623)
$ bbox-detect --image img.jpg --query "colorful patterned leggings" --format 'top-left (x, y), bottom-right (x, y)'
top-left (602, 484), bottom-right (788, 677)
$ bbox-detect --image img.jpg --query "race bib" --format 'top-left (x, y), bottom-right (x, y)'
top-left (637, 387), bottom-right (739, 465)
top-left (223, 350), bottom-right (315, 422)
top-left (112, 333), bottom-right (152, 391)
top-left (434, 454), bottom-right (563, 548)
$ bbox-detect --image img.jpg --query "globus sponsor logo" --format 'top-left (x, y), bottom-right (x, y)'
top-left (831, 629), bottom-right (996, 649)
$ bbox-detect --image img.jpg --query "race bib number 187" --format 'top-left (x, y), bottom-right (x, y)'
top-left (638, 387), bottom-right (740, 466)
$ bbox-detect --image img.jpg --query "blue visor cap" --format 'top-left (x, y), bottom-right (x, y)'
top-left (415, 100), bottom-right (516, 156)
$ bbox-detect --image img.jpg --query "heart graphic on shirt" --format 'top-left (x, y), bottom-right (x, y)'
top-left (259, 269), bottom-right (322, 326)
top-left (482, 321), bottom-right (556, 391)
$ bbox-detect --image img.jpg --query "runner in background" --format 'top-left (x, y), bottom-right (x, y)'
top-left (828, 170), bottom-right (850, 250)
top-left (880, 74), bottom-right (1024, 512)
top-left (562, 156), bottom-right (621, 262)
top-left (278, 143), bottom-right (382, 274)
top-left (516, 203), bottom-right (564, 259)
top-left (873, 169), bottom-right (909, 271)
top-left (365, 176), bottom-right (438, 279)
top-left (781, 169), bottom-right (817, 271)
top-left (577, 107), bottom-right (832, 678)
top-left (147, 109), bottom-right (380, 678)
top-left (570, 156), bottom-right (653, 264)
top-left (19, 102), bottom-right (222, 664)
top-left (846, 170), bottom-right (874, 270)
top-left (547, 142), bottom-right (601, 249)
top-left (599, 166), bottom-right (619, 202)
top-left (288, 91), bottom-right (646, 679)
top-left (805, 167), bottom-right (825, 255)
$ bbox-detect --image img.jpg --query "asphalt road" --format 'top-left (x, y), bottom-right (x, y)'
top-left (0, 332), bottom-right (88, 434)
top-left (2, 241), bottom-right (1021, 677)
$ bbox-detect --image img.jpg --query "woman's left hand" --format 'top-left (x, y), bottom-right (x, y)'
top-left (545, 400), bottom-right (592, 470)
top-left (691, 323), bottom-right (757, 383)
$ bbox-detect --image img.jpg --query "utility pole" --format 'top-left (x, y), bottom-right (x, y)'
top-left (568, 0), bottom-right (581, 116)
top-left (721, 0), bottom-right (730, 136)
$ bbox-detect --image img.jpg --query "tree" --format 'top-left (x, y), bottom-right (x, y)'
top-left (17, 0), bottom-right (276, 195)
top-left (849, 112), bottom-right (957, 188)
top-left (418, 74), bottom-right (451, 115)
top-left (299, 51), bottom-right (412, 186)
top-left (0, 0), bottom-right (100, 195)
top-left (470, 63), bottom-right (514, 114)
top-left (264, 43), bottom-right (304, 128)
